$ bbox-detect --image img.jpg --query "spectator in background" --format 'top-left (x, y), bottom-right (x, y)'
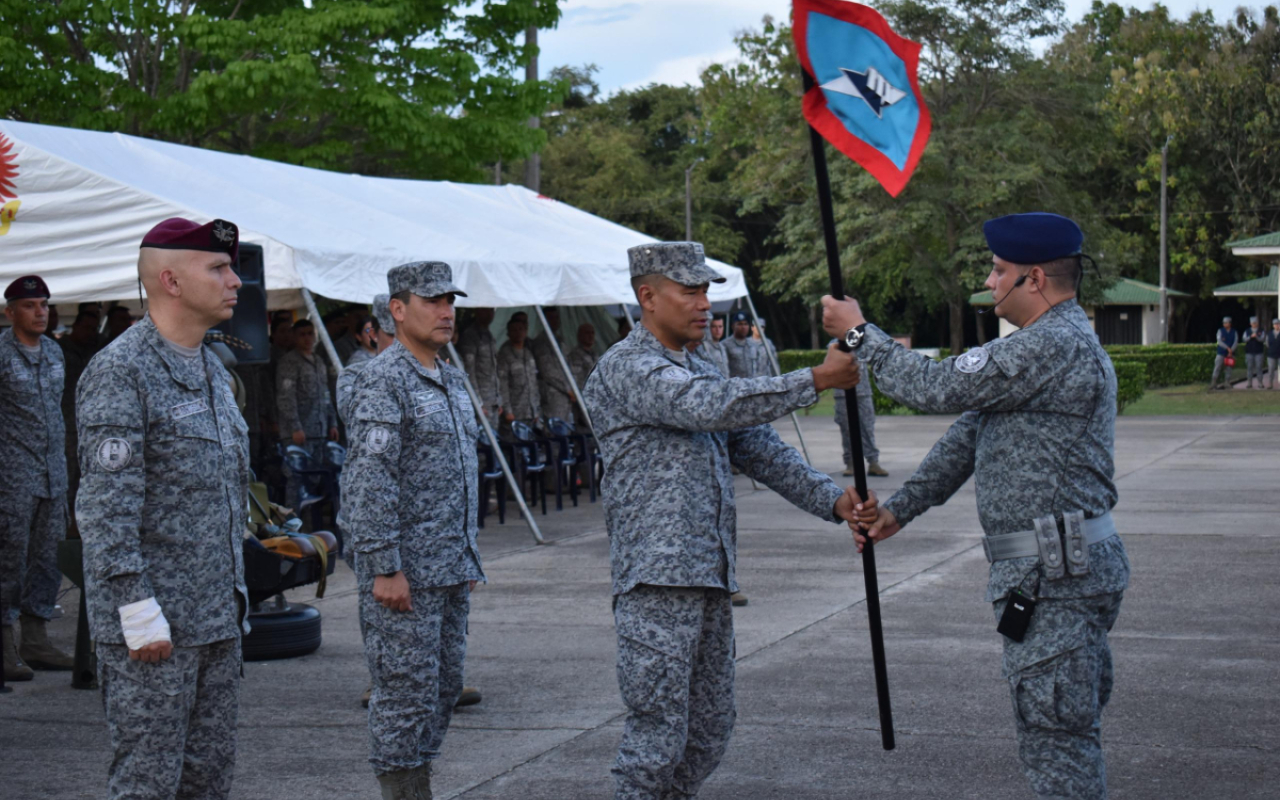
top-left (1210, 316), bottom-right (1238, 390)
top-left (346, 315), bottom-right (377, 366)
top-left (617, 316), bottom-right (632, 340)
top-left (1267, 319), bottom-right (1280, 390)
top-left (1244, 316), bottom-right (1266, 389)
top-left (458, 307), bottom-right (504, 427)
top-left (752, 318), bottom-right (778, 369)
top-left (332, 305), bottom-right (365, 365)
top-left (270, 317), bottom-right (294, 363)
top-left (568, 322), bottom-right (598, 401)
top-left (530, 306), bottom-right (576, 425)
top-left (100, 305), bottom-right (133, 347)
top-left (59, 311), bottom-right (101, 527)
top-left (497, 315), bottom-right (541, 437)
top-left (725, 310), bottom-right (769, 378)
top-left (276, 319), bottom-right (338, 510)
top-left (43, 305), bottom-right (60, 338)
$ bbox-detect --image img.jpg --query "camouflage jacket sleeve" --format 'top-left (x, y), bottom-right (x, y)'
top-left (76, 365), bottom-right (153, 608)
top-left (881, 411), bottom-right (979, 527)
top-left (730, 423), bottom-right (843, 522)
top-left (276, 355), bottom-right (302, 434)
top-left (859, 324), bottom-right (1057, 414)
top-left (341, 372), bottom-right (405, 576)
top-left (533, 337), bottom-right (572, 396)
top-left (618, 360), bottom-right (818, 433)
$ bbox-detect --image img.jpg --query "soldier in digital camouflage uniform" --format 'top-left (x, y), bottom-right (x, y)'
top-left (827, 213), bottom-right (1130, 800)
top-left (698, 312), bottom-right (729, 378)
top-left (336, 295), bottom-right (397, 429)
top-left (584, 241), bottom-right (869, 800)
top-left (833, 377), bottom-right (888, 477)
top-left (77, 217), bottom-right (250, 800)
top-left (530, 306), bottom-right (577, 425)
top-left (1, 274), bottom-right (74, 680)
top-left (457, 307), bottom-right (503, 426)
top-left (276, 318), bottom-right (338, 509)
top-left (339, 261), bottom-right (484, 800)
top-left (723, 310), bottom-right (770, 379)
top-left (496, 315), bottom-right (541, 436)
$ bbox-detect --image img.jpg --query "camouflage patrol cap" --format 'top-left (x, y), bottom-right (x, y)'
top-left (627, 242), bottom-right (726, 287)
top-left (372, 293), bottom-right (395, 335)
top-left (387, 261), bottom-right (467, 299)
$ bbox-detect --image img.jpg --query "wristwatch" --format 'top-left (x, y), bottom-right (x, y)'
top-left (844, 324), bottom-right (868, 351)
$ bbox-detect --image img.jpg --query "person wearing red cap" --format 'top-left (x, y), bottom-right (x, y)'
top-left (1, 274), bottom-right (75, 681)
top-left (76, 217), bottom-right (250, 800)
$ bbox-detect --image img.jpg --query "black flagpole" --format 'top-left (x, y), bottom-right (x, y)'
top-left (802, 68), bottom-right (894, 751)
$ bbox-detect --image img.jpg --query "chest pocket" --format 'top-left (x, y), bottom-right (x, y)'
top-left (412, 394), bottom-right (456, 436)
top-left (4, 357), bottom-right (35, 393)
top-left (148, 403), bottom-right (223, 488)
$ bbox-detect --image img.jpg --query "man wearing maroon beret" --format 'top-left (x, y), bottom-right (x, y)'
top-left (76, 217), bottom-right (250, 799)
top-left (1, 274), bottom-right (75, 681)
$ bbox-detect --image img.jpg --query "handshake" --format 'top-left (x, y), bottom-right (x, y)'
top-left (833, 487), bottom-right (903, 553)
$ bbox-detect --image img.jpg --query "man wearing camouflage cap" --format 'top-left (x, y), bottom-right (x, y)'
top-left (77, 217), bottom-right (250, 799)
top-left (339, 261), bottom-right (484, 800)
top-left (336, 294), bottom-right (397, 426)
top-left (584, 241), bottom-right (870, 800)
top-left (829, 213), bottom-right (1130, 799)
top-left (723, 309), bottom-right (770, 379)
top-left (1, 274), bottom-right (75, 681)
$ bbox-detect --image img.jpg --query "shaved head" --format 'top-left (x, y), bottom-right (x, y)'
top-left (138, 247), bottom-right (186, 295)
top-left (137, 245), bottom-right (241, 344)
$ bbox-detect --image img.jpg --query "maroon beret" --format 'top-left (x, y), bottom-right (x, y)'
top-left (4, 275), bottom-right (50, 301)
top-left (140, 217), bottom-right (239, 263)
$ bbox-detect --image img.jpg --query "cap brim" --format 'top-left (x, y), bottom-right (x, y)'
top-left (671, 263), bottom-right (728, 287)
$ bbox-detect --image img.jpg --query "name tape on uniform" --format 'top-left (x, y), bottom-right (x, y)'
top-left (171, 399), bottom-right (210, 419)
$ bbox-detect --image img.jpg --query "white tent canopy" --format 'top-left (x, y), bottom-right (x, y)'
top-left (0, 120), bottom-right (748, 308)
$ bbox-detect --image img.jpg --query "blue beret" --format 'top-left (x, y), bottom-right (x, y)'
top-left (983, 213), bottom-right (1083, 265)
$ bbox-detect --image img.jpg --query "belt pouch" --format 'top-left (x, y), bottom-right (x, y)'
top-left (1033, 515), bottom-right (1065, 580)
top-left (1062, 510), bottom-right (1090, 577)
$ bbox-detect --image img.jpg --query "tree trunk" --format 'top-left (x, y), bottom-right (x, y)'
top-left (809, 303), bottom-right (821, 349)
top-left (949, 298), bottom-right (965, 354)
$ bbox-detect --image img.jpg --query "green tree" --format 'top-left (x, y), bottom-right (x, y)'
top-left (0, 0), bottom-right (564, 181)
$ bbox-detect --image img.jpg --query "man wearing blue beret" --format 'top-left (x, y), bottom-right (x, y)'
top-left (823, 212), bottom-right (1130, 799)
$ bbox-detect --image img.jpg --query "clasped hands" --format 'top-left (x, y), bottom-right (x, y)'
top-left (834, 487), bottom-right (903, 553)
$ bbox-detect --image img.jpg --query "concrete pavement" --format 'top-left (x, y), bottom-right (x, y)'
top-left (1, 414), bottom-right (1275, 799)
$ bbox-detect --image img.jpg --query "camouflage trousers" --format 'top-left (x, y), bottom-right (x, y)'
top-left (0, 492), bottom-right (66, 624)
top-left (612, 585), bottom-right (736, 800)
top-left (994, 592), bottom-right (1125, 800)
top-left (97, 638), bottom-right (241, 800)
top-left (361, 582), bottom-right (470, 776)
top-left (833, 382), bottom-right (879, 465)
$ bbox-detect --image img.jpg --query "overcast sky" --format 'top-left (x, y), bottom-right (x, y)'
top-left (537, 0), bottom-right (1254, 96)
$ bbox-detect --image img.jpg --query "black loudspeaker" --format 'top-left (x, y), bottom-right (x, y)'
top-left (215, 243), bottom-right (270, 365)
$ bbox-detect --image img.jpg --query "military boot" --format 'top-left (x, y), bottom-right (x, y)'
top-left (376, 764), bottom-right (432, 800)
top-left (730, 591), bottom-right (749, 607)
top-left (3, 624), bottom-right (34, 681)
top-left (842, 462), bottom-right (854, 477)
top-left (18, 614), bottom-right (74, 671)
top-left (456, 685), bottom-right (482, 708)
top-left (867, 461), bottom-right (890, 477)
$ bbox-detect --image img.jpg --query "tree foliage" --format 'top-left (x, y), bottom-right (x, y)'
top-left (0, 0), bottom-right (565, 180)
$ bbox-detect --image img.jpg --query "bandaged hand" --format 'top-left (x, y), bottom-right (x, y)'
top-left (118, 597), bottom-right (172, 660)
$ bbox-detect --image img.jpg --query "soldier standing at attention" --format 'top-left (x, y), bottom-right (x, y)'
top-left (700, 312), bottom-right (730, 378)
top-left (1, 275), bottom-right (74, 680)
top-left (496, 315), bottom-right (541, 436)
top-left (77, 218), bottom-right (250, 799)
top-left (828, 213), bottom-right (1129, 800)
top-left (723, 310), bottom-right (768, 379)
top-left (584, 242), bottom-right (870, 800)
top-left (337, 296), bottom-right (397, 427)
top-left (530, 306), bottom-right (576, 425)
top-left (457, 307), bottom-right (503, 427)
top-left (568, 323), bottom-right (598, 429)
top-left (340, 262), bottom-right (483, 800)
top-left (276, 318), bottom-right (338, 508)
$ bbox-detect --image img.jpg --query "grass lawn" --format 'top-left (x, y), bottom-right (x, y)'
top-left (1122, 383), bottom-right (1280, 416)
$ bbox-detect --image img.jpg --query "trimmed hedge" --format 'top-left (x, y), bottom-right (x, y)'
top-left (1113, 361), bottom-right (1147, 411)
top-left (1106, 343), bottom-right (1217, 388)
top-left (780, 345), bottom-right (1155, 413)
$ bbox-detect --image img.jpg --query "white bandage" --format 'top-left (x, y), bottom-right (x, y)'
top-left (118, 597), bottom-right (172, 651)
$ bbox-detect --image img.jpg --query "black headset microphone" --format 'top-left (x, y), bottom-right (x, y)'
top-left (976, 274), bottom-right (1030, 316)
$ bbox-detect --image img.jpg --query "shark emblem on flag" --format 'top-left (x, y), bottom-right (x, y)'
top-left (821, 67), bottom-right (907, 118)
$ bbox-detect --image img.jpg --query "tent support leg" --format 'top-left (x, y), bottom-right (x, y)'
top-left (534, 306), bottom-right (596, 435)
top-left (301, 287), bottom-right (344, 375)
top-left (744, 292), bottom-right (813, 466)
top-left (623, 305), bottom-right (636, 329)
top-left (447, 342), bottom-right (545, 544)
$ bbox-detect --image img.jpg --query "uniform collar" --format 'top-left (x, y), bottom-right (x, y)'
top-left (139, 315), bottom-right (211, 391)
top-left (0, 327), bottom-right (48, 363)
top-left (634, 321), bottom-right (689, 367)
top-left (390, 339), bottom-right (447, 384)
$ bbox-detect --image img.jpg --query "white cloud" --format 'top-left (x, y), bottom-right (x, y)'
top-left (621, 47), bottom-right (741, 91)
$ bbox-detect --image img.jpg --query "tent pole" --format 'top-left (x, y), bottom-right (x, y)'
top-left (447, 342), bottom-right (545, 544)
top-left (743, 292), bottom-right (813, 466)
top-left (534, 306), bottom-right (595, 435)
top-left (623, 304), bottom-right (636, 329)
top-left (301, 287), bottom-right (344, 375)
